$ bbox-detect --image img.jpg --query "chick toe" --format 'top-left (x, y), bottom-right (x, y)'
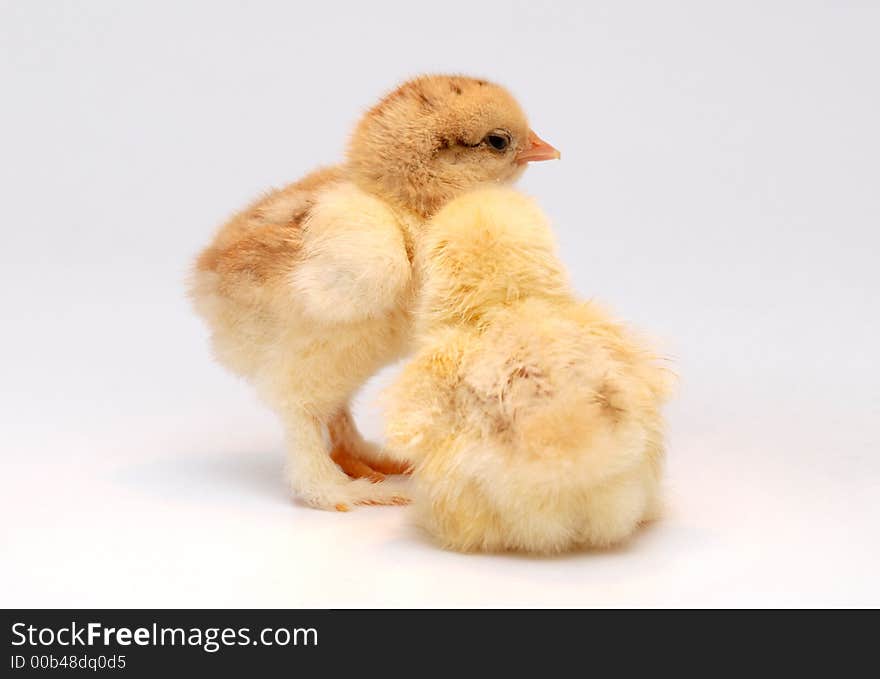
top-left (330, 445), bottom-right (386, 483)
top-left (346, 477), bottom-right (412, 507)
top-left (328, 408), bottom-right (412, 477)
top-left (361, 457), bottom-right (412, 476)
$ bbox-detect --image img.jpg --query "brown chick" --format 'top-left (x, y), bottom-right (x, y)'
top-left (189, 75), bottom-right (560, 510)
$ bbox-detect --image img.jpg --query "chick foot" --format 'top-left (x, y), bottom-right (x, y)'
top-left (359, 449), bottom-right (412, 476)
top-left (331, 444), bottom-right (386, 483)
top-left (328, 408), bottom-right (412, 478)
top-left (284, 408), bottom-right (412, 511)
top-left (327, 477), bottom-right (412, 512)
top-left (291, 468), bottom-right (412, 511)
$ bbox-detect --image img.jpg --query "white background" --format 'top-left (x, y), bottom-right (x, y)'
top-left (2, 1), bottom-right (878, 607)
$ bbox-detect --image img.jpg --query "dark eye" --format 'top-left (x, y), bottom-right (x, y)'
top-left (484, 131), bottom-right (511, 152)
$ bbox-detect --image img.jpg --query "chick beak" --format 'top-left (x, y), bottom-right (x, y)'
top-left (516, 130), bottom-right (561, 164)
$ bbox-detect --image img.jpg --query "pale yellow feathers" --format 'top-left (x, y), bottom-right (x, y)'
top-left (385, 187), bottom-right (672, 553)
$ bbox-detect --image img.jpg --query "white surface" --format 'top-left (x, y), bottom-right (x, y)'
top-left (1, 1), bottom-right (878, 608)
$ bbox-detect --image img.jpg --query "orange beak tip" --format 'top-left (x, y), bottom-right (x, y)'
top-left (516, 129), bottom-right (561, 164)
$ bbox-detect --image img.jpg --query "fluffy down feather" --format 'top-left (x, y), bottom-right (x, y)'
top-left (384, 187), bottom-right (672, 552)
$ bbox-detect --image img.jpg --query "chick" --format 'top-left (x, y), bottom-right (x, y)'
top-left (189, 76), bottom-right (560, 510)
top-left (384, 187), bottom-right (671, 552)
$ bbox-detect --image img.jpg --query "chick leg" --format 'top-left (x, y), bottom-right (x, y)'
top-left (282, 406), bottom-right (410, 511)
top-left (328, 407), bottom-right (412, 479)
top-left (282, 407), bottom-right (350, 510)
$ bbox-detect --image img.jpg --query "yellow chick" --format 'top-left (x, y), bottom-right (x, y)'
top-left (384, 187), bottom-right (672, 552)
top-left (189, 76), bottom-right (560, 511)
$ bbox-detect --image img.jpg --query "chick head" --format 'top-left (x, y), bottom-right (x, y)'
top-left (347, 75), bottom-right (559, 217)
top-left (416, 186), bottom-right (570, 330)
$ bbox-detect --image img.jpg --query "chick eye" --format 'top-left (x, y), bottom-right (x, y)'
top-left (484, 131), bottom-right (511, 152)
